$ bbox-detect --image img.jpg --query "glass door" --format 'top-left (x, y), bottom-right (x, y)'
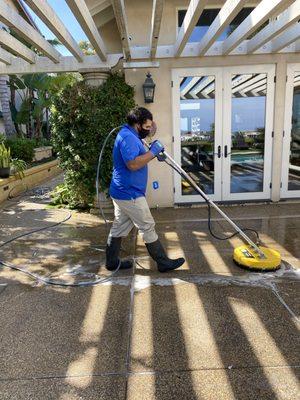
top-left (281, 64), bottom-right (300, 198)
top-left (172, 68), bottom-right (223, 203)
top-left (222, 65), bottom-right (275, 201)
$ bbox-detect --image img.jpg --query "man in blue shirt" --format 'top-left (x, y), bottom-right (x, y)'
top-left (106, 107), bottom-right (185, 273)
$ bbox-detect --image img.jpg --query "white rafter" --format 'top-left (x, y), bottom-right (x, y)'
top-left (198, 0), bottom-right (248, 56)
top-left (89, 0), bottom-right (111, 16)
top-left (0, 28), bottom-right (36, 63)
top-left (66, 0), bottom-right (107, 61)
top-left (189, 76), bottom-right (215, 99)
top-left (232, 74), bottom-right (266, 93)
top-left (231, 74), bottom-right (252, 89)
top-left (0, 46), bottom-right (11, 65)
top-left (248, 0), bottom-right (300, 53)
top-left (222, 0), bottom-right (294, 55)
top-left (240, 78), bottom-right (267, 93)
top-left (251, 83), bottom-right (267, 94)
top-left (0, 0), bottom-right (60, 63)
top-left (150, 0), bottom-right (164, 59)
top-left (272, 23), bottom-right (300, 53)
top-left (174, 0), bottom-right (209, 57)
top-left (0, 54), bottom-right (122, 75)
top-left (180, 77), bottom-right (201, 97)
top-left (23, 0), bottom-right (84, 62)
top-left (111, 0), bottom-right (131, 60)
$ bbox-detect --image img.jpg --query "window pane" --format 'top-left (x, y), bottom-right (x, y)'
top-left (230, 74), bottom-right (267, 193)
top-left (180, 76), bottom-right (216, 195)
top-left (288, 73), bottom-right (300, 191)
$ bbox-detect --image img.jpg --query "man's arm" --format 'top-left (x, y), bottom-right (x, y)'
top-left (127, 140), bottom-right (165, 171)
top-left (127, 151), bottom-right (154, 171)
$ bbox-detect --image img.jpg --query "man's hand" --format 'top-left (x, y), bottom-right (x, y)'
top-left (157, 153), bottom-right (167, 162)
top-left (149, 140), bottom-right (164, 157)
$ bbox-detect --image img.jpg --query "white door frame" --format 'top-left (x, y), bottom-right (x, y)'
top-left (172, 65), bottom-right (275, 203)
top-left (222, 64), bottom-right (276, 201)
top-left (171, 67), bottom-right (223, 203)
top-left (281, 63), bottom-right (300, 198)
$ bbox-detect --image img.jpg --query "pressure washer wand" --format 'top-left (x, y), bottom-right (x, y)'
top-left (144, 140), bottom-right (266, 259)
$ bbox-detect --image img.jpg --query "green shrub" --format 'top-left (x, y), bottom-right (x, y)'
top-left (32, 137), bottom-right (52, 147)
top-left (50, 73), bottom-right (135, 209)
top-left (5, 137), bottom-right (35, 163)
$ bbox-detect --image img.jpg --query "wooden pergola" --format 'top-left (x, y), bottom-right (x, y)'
top-left (0, 0), bottom-right (299, 75)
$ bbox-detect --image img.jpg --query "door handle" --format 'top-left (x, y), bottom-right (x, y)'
top-left (217, 145), bottom-right (221, 158)
top-left (224, 145), bottom-right (228, 158)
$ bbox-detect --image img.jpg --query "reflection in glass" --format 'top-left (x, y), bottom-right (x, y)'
top-left (230, 73), bottom-right (267, 193)
top-left (288, 73), bottom-right (300, 191)
top-left (180, 76), bottom-right (215, 195)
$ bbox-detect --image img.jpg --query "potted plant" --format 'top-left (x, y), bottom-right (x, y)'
top-left (0, 143), bottom-right (11, 178)
top-left (0, 143), bottom-right (27, 179)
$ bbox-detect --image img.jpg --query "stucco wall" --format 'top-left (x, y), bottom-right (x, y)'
top-left (125, 53), bottom-right (300, 208)
top-left (95, 1), bottom-right (261, 48)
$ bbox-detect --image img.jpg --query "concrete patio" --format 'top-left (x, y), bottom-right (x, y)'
top-left (0, 174), bottom-right (299, 400)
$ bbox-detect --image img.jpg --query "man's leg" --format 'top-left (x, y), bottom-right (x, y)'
top-left (105, 199), bottom-right (135, 271)
top-left (119, 197), bottom-right (185, 273)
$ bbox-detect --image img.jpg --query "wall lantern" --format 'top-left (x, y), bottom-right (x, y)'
top-left (143, 72), bottom-right (155, 103)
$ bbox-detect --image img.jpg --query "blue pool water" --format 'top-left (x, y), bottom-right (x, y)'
top-left (231, 153), bottom-right (263, 163)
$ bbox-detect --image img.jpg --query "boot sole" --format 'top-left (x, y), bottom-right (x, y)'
top-left (158, 258), bottom-right (185, 273)
top-left (106, 261), bottom-right (133, 271)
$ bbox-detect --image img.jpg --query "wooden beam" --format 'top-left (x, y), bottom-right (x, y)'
top-left (174, 0), bottom-right (209, 57)
top-left (0, 46), bottom-right (11, 65)
top-left (89, 0), bottom-right (111, 16)
top-left (0, 29), bottom-right (36, 63)
top-left (232, 74), bottom-right (266, 93)
top-left (123, 61), bottom-right (160, 68)
top-left (248, 0), bottom-right (300, 53)
top-left (189, 76), bottom-right (215, 99)
top-left (0, 0), bottom-right (60, 63)
top-left (240, 78), bottom-right (267, 93)
top-left (180, 77), bottom-right (201, 97)
top-left (222, 0), bottom-right (294, 55)
top-left (231, 74), bottom-right (253, 89)
top-left (0, 54), bottom-right (122, 75)
top-left (23, 0), bottom-right (84, 62)
top-left (150, 0), bottom-right (164, 58)
top-left (111, 0), bottom-right (131, 60)
top-left (251, 84), bottom-right (267, 94)
top-left (93, 6), bottom-right (115, 27)
top-left (66, 0), bottom-right (107, 61)
top-left (272, 23), bottom-right (300, 52)
top-left (198, 0), bottom-right (248, 56)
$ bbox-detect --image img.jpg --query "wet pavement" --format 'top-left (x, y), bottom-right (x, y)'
top-left (0, 174), bottom-right (299, 399)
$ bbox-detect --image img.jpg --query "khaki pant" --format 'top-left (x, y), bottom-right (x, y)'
top-left (109, 196), bottom-right (158, 244)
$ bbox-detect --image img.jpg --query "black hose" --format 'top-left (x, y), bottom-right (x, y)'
top-left (96, 126), bottom-right (122, 229)
top-left (164, 160), bottom-right (260, 244)
top-left (0, 128), bottom-right (260, 287)
top-left (0, 127), bottom-right (125, 287)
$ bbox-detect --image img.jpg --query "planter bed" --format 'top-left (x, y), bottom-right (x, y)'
top-left (33, 146), bottom-right (53, 162)
top-left (0, 159), bottom-right (62, 204)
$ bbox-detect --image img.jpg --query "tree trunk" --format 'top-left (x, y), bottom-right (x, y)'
top-left (0, 75), bottom-right (16, 137)
top-left (10, 84), bottom-right (20, 135)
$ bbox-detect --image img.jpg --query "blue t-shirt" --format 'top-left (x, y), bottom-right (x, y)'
top-left (109, 124), bottom-right (148, 200)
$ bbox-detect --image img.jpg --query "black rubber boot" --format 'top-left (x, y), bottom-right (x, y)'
top-left (145, 239), bottom-right (185, 273)
top-left (106, 236), bottom-right (133, 271)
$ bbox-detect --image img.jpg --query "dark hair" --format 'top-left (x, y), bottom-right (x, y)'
top-left (127, 107), bottom-right (153, 126)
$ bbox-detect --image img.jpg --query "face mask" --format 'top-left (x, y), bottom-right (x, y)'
top-left (138, 127), bottom-right (151, 139)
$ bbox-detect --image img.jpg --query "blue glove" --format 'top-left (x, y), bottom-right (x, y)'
top-left (149, 140), bottom-right (164, 157)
